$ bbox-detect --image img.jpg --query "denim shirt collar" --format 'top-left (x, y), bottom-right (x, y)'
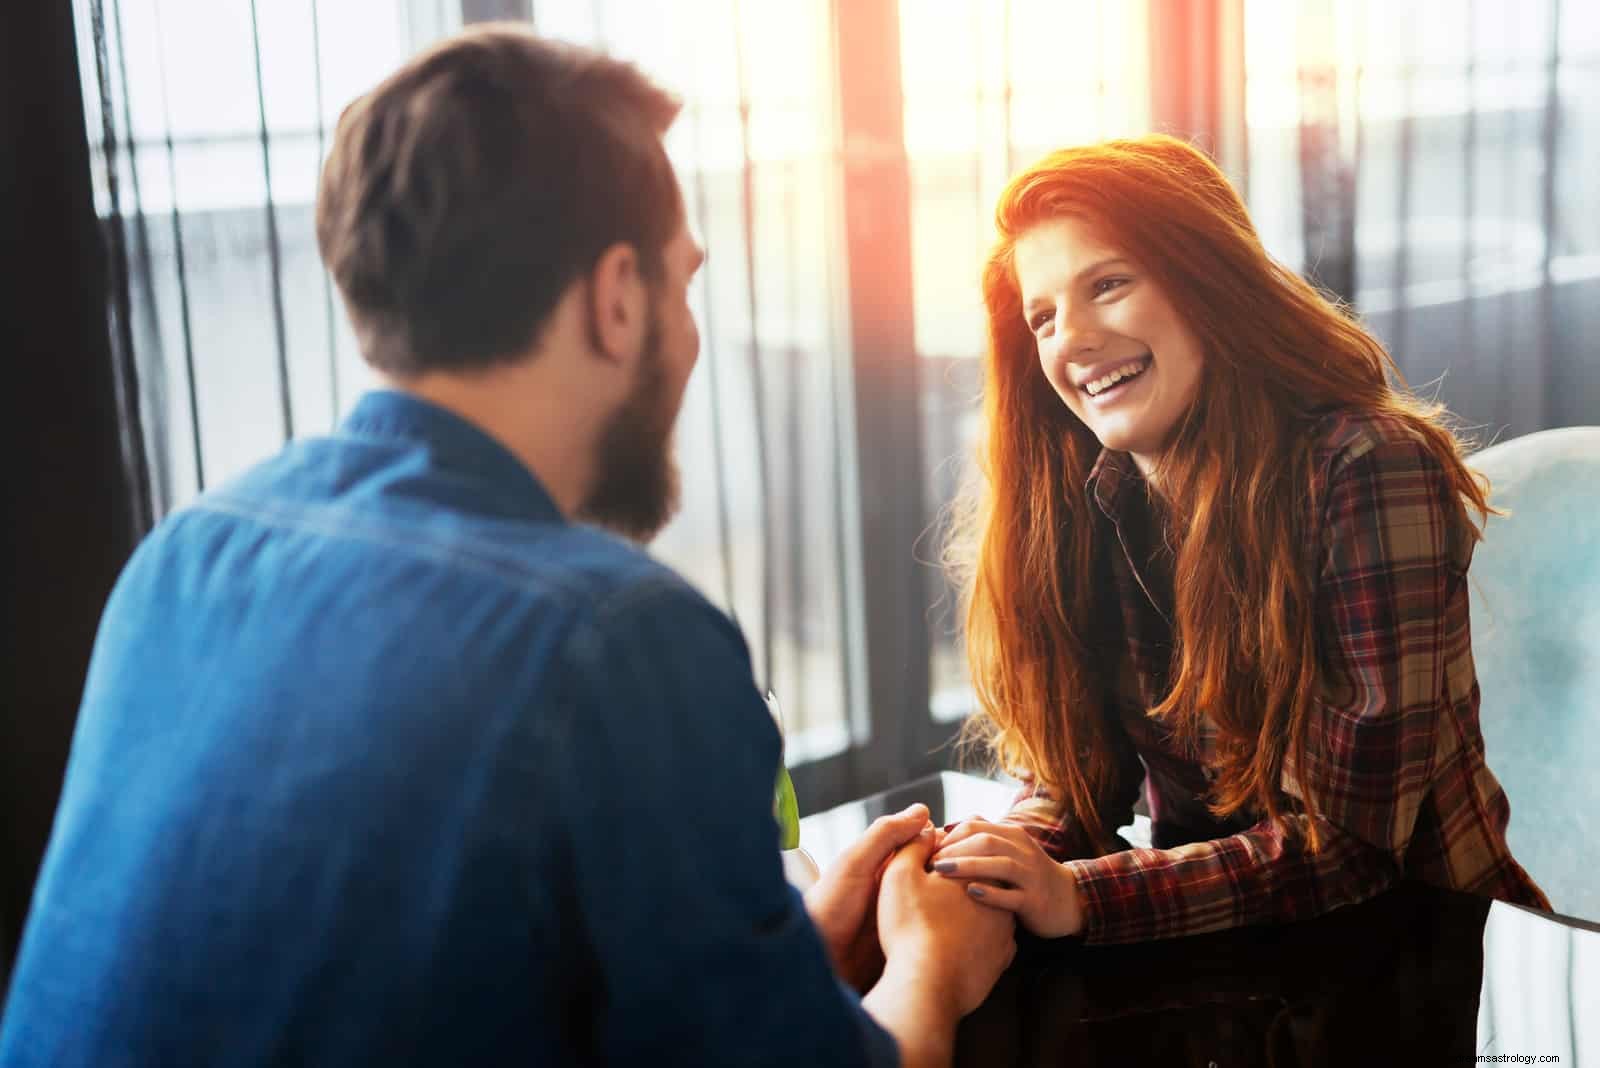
top-left (340, 389), bottom-right (564, 525)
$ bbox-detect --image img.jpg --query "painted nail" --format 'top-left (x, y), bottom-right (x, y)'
top-left (968, 884), bottom-right (987, 898)
top-left (933, 861), bottom-right (957, 874)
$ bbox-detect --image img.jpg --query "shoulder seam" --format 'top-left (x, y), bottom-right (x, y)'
top-left (193, 494), bottom-right (652, 603)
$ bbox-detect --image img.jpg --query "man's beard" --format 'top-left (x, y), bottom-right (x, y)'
top-left (577, 305), bottom-right (681, 542)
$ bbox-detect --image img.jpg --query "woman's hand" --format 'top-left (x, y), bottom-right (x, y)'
top-left (928, 816), bottom-right (1084, 938)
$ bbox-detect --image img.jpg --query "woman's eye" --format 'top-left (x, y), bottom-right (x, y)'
top-left (1030, 311), bottom-right (1053, 332)
top-left (1094, 276), bottom-right (1129, 296)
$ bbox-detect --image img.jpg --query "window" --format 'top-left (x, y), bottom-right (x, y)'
top-left (900, 0), bottom-right (1151, 727)
top-left (76, 0), bottom-right (1600, 812)
top-left (72, 1), bottom-right (477, 502)
top-left (78, 0), bottom-right (872, 803)
top-left (1243, 0), bottom-right (1600, 434)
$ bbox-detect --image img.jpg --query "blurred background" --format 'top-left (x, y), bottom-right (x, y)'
top-left (61, 0), bottom-right (1600, 814)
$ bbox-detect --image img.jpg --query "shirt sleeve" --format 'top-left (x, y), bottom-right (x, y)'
top-left (1062, 436), bottom-right (1459, 944)
top-left (1003, 697), bottom-right (1147, 862)
top-left (548, 576), bottom-right (898, 1067)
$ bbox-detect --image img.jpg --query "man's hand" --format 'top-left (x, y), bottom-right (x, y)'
top-left (876, 825), bottom-right (1017, 1017)
top-left (929, 815), bottom-right (1085, 938)
top-left (862, 826), bottom-right (1017, 1068)
top-left (803, 803), bottom-right (931, 990)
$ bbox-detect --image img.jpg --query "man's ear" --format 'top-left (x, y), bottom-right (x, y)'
top-left (584, 241), bottom-right (648, 366)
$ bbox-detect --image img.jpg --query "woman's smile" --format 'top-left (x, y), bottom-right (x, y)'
top-left (1077, 353), bottom-right (1153, 404)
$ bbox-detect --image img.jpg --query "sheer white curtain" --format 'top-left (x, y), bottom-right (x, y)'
top-left (1245, 0), bottom-right (1600, 441)
top-left (73, 0), bottom-right (866, 754)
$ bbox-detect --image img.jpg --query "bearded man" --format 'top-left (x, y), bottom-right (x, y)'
top-left (0, 25), bottom-right (1011, 1068)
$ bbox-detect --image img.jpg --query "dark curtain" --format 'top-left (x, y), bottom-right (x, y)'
top-left (0, 1), bottom-right (146, 989)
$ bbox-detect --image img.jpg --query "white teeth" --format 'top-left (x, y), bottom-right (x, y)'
top-left (1084, 359), bottom-right (1149, 396)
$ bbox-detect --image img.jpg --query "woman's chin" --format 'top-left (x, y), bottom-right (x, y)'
top-left (1086, 419), bottom-right (1145, 456)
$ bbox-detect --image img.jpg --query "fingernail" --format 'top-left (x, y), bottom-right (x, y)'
top-left (968, 884), bottom-right (987, 898)
top-left (933, 861), bottom-right (957, 874)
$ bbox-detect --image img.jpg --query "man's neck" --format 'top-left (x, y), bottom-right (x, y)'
top-left (381, 366), bottom-right (598, 520)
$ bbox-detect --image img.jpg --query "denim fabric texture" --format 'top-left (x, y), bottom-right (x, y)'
top-left (0, 391), bottom-right (894, 1067)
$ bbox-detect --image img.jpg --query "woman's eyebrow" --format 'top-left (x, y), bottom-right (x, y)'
top-left (1023, 257), bottom-right (1132, 316)
top-left (1072, 256), bottom-right (1131, 284)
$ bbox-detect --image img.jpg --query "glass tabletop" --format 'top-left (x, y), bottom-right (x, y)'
top-left (801, 772), bottom-right (1600, 1066)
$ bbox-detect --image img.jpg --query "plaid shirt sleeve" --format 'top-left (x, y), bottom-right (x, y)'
top-left (1061, 435), bottom-right (1468, 945)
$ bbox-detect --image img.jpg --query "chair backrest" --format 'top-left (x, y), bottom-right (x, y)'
top-left (1466, 426), bottom-right (1600, 921)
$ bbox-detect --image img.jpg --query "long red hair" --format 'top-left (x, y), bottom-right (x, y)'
top-left (949, 135), bottom-right (1489, 850)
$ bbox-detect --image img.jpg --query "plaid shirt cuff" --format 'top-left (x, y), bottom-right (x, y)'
top-left (1065, 820), bottom-right (1408, 945)
top-left (1064, 849), bottom-right (1197, 946)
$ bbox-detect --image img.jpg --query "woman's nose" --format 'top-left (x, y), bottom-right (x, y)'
top-left (1060, 315), bottom-right (1104, 360)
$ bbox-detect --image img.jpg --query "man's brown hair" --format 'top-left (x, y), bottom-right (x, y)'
top-left (316, 25), bottom-right (682, 376)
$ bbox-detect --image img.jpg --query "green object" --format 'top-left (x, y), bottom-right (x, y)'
top-left (774, 765), bottom-right (800, 850)
top-left (765, 691), bottom-right (801, 850)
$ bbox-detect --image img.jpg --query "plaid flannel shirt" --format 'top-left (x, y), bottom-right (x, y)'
top-left (1005, 409), bottom-right (1550, 945)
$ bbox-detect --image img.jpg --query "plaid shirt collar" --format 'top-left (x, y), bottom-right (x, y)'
top-left (1086, 447), bottom-right (1140, 521)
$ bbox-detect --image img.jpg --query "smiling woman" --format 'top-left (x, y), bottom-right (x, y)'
top-left (1013, 217), bottom-right (1204, 478)
top-left (938, 133), bottom-right (1551, 946)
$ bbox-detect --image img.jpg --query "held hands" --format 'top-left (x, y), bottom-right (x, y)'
top-left (929, 816), bottom-right (1085, 938)
top-left (803, 803), bottom-right (933, 990)
top-left (874, 824), bottom-right (1016, 1020)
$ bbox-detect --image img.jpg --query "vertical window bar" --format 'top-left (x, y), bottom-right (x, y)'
top-left (1495, 1), bottom-right (1516, 423)
top-left (1351, 1), bottom-right (1367, 304)
top-left (1295, 0), bottom-right (1356, 304)
top-left (823, 157), bottom-right (860, 754)
top-left (783, 160), bottom-right (808, 718)
top-left (1460, 0), bottom-right (1477, 317)
top-left (90, 0), bottom-right (155, 534)
top-left (1391, 6), bottom-right (1416, 373)
top-left (1536, 0), bottom-right (1562, 430)
top-left (732, 0), bottom-right (776, 691)
top-left (110, 0), bottom-right (173, 515)
top-left (150, 0), bottom-right (204, 492)
top-left (831, 0), bottom-right (932, 786)
top-left (249, 0), bottom-right (295, 443)
top-left (310, 0), bottom-right (341, 423)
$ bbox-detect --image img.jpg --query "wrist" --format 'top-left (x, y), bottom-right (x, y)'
top-left (1055, 861), bottom-right (1087, 938)
top-left (862, 959), bottom-right (959, 1068)
top-left (802, 883), bottom-right (855, 955)
top-left (879, 951), bottom-right (964, 1019)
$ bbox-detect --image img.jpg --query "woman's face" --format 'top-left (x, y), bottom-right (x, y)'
top-left (1014, 216), bottom-right (1205, 478)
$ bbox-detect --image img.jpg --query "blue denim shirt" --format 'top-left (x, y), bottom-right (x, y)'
top-left (1, 391), bottom-right (896, 1067)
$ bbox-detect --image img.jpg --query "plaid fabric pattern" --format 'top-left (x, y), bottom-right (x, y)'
top-left (1004, 410), bottom-right (1550, 945)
